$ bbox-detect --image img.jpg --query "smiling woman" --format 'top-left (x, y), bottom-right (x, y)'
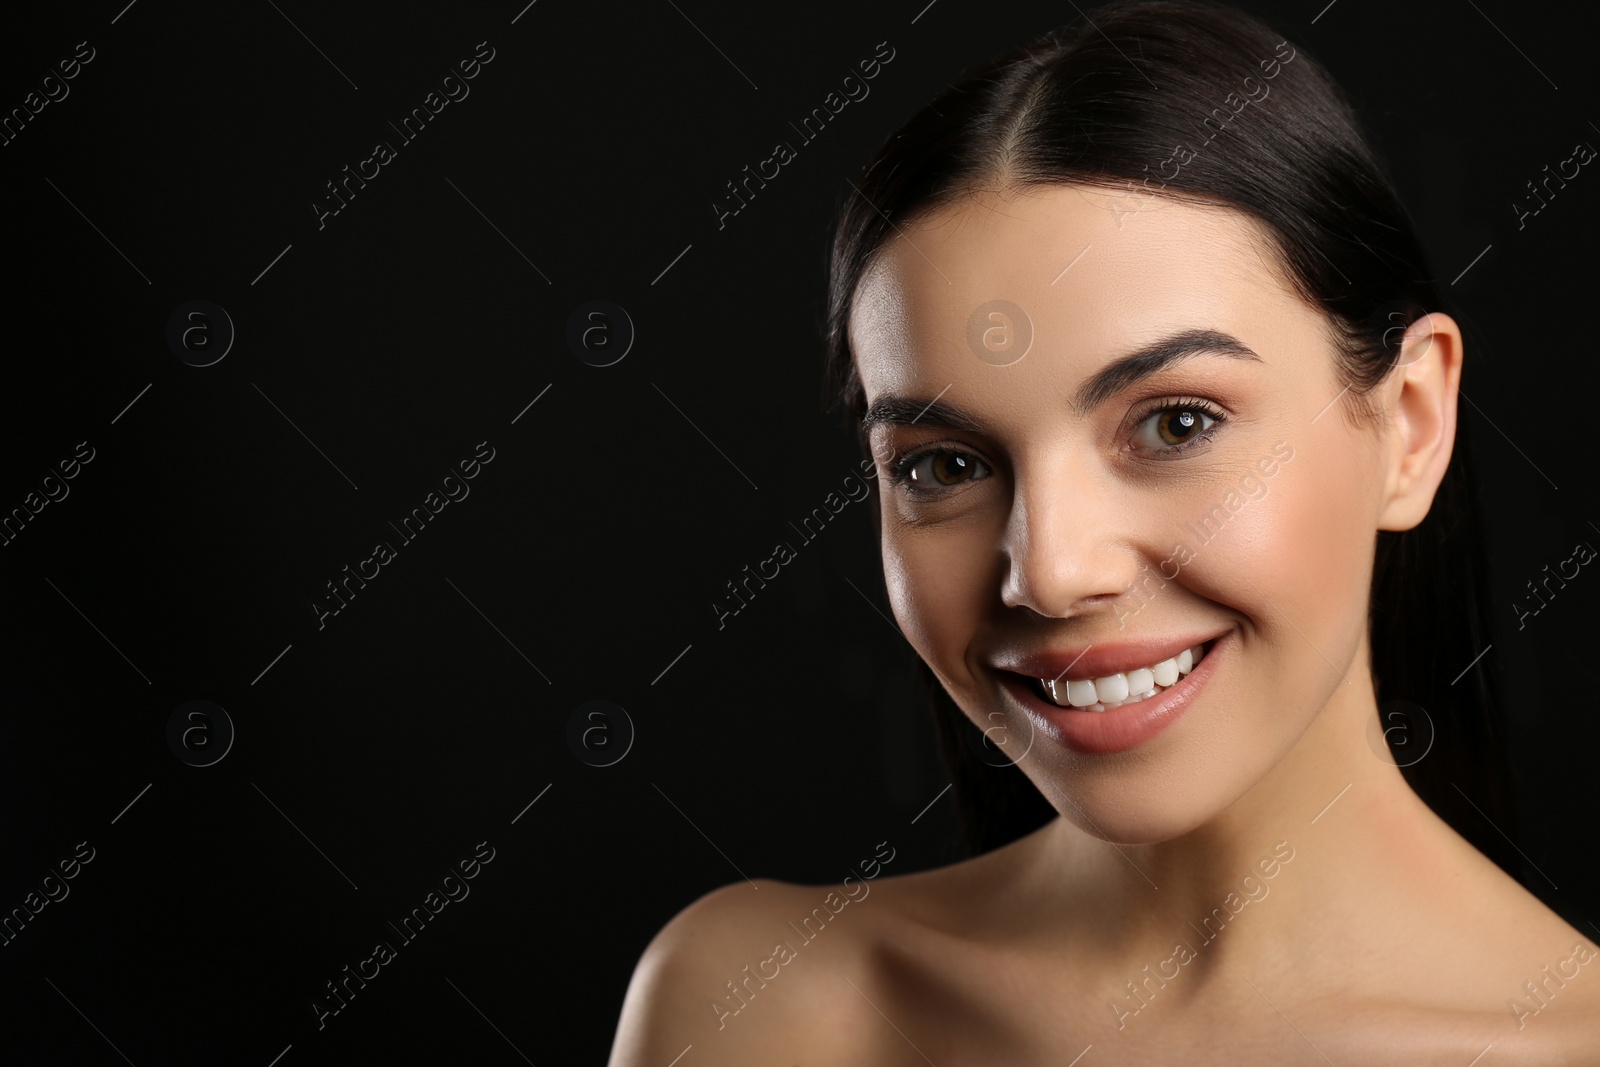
top-left (607, 1), bottom-right (1599, 1062)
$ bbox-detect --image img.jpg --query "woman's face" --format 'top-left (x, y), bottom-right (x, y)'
top-left (849, 184), bottom-right (1396, 844)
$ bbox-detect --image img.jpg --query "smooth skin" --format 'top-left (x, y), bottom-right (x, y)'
top-left (608, 185), bottom-right (1599, 1065)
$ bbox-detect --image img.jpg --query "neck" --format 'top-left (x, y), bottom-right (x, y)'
top-left (1027, 633), bottom-right (1473, 995)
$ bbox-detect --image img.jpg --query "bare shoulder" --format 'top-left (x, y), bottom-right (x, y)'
top-left (606, 874), bottom-right (907, 1066)
top-left (1483, 920), bottom-right (1600, 1065)
top-left (605, 830), bottom-right (1050, 1066)
top-left (1362, 840), bottom-right (1600, 1063)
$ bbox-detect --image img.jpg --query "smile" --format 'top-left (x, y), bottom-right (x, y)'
top-left (1035, 641), bottom-right (1211, 712)
top-left (995, 631), bottom-right (1231, 755)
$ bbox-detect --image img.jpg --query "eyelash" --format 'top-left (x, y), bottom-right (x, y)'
top-left (1126, 395), bottom-right (1229, 457)
top-left (885, 396), bottom-right (1229, 495)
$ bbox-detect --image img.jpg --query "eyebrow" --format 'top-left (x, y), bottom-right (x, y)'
top-left (859, 328), bottom-right (1263, 431)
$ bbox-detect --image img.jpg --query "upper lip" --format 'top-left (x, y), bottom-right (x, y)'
top-left (991, 629), bottom-right (1230, 682)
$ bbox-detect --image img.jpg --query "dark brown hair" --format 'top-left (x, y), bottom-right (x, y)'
top-left (824, 0), bottom-right (1522, 879)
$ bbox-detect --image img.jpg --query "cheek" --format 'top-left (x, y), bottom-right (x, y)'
top-left (881, 518), bottom-right (991, 687)
top-left (1177, 443), bottom-right (1379, 677)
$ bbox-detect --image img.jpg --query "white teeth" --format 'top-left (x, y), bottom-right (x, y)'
top-left (1094, 673), bottom-right (1130, 703)
top-left (1035, 642), bottom-right (1210, 710)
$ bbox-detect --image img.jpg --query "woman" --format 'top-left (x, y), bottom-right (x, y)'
top-left (609, 1), bottom-right (1599, 1060)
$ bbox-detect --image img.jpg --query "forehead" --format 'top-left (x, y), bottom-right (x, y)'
top-left (848, 185), bottom-right (1304, 399)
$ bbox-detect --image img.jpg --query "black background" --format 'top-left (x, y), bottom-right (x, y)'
top-left (1, 0), bottom-right (1596, 1063)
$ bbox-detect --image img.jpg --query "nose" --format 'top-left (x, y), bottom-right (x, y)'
top-left (999, 461), bottom-right (1144, 618)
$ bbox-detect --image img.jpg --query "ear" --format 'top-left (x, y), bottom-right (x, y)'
top-left (1377, 312), bottom-right (1462, 532)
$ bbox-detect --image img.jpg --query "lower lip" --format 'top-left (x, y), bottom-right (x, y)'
top-left (1000, 632), bottom-right (1230, 755)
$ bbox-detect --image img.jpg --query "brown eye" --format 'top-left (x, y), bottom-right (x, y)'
top-left (1157, 407), bottom-right (1209, 445)
top-left (901, 450), bottom-right (990, 490)
top-left (1131, 402), bottom-right (1223, 452)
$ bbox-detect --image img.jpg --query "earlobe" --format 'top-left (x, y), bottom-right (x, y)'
top-left (1377, 312), bottom-right (1463, 532)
